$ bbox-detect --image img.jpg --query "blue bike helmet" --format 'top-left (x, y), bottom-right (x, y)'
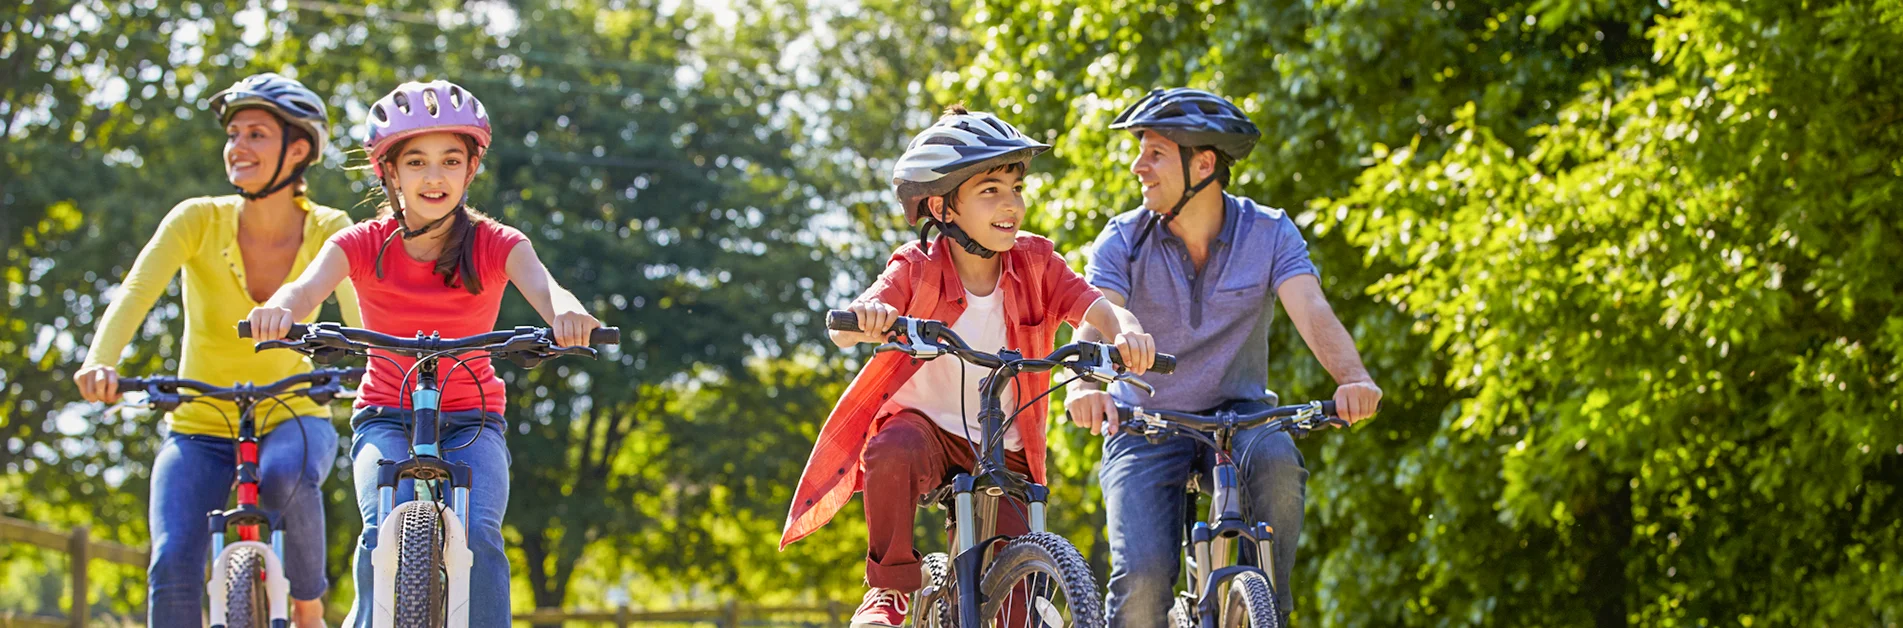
top-left (208, 73), bottom-right (330, 200)
top-left (1109, 89), bottom-right (1261, 261)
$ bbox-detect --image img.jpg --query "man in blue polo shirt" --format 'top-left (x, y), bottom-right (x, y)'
top-left (1068, 88), bottom-right (1384, 626)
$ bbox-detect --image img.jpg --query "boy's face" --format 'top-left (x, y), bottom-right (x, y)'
top-left (935, 166), bottom-right (1026, 253)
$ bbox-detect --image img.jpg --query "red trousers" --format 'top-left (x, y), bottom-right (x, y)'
top-left (861, 409), bottom-right (1032, 591)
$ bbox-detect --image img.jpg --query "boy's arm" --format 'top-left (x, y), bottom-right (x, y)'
top-left (830, 254), bottom-right (913, 348)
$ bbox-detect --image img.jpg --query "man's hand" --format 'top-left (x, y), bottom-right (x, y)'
top-left (1334, 380), bottom-right (1383, 424)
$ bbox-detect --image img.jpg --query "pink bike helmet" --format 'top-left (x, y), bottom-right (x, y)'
top-left (365, 80), bottom-right (492, 179)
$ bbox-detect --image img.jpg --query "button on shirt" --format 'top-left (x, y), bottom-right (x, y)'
top-left (1085, 194), bottom-right (1318, 412)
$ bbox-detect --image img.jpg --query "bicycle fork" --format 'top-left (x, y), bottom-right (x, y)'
top-left (948, 473), bottom-right (1052, 625)
top-left (1190, 456), bottom-right (1276, 626)
top-left (209, 406), bottom-right (291, 628)
top-left (366, 366), bottom-right (477, 628)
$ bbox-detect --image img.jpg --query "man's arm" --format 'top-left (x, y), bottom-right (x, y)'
top-left (1276, 274), bottom-right (1382, 422)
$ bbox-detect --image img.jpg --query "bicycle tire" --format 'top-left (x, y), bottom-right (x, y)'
top-left (393, 504), bottom-right (448, 627)
top-left (914, 552), bottom-right (956, 627)
top-left (223, 546), bottom-right (270, 628)
top-left (1168, 595), bottom-right (1196, 628)
top-left (1218, 571), bottom-right (1278, 628)
top-left (977, 532), bottom-right (1105, 627)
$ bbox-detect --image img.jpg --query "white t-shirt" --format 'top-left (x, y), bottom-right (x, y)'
top-left (885, 286), bottom-right (1021, 451)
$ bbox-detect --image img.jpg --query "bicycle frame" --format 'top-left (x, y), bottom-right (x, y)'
top-left (944, 347), bottom-right (1054, 625)
top-left (832, 311), bottom-right (1175, 626)
top-left (368, 355), bottom-right (476, 628)
top-left (1119, 402), bottom-right (1340, 628)
top-left (244, 321), bottom-right (615, 628)
top-left (121, 369), bottom-right (359, 628)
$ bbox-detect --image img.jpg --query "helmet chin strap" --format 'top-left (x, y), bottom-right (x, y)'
top-left (1128, 145), bottom-right (1218, 263)
top-left (915, 197), bottom-right (1000, 259)
top-left (235, 131), bottom-right (307, 201)
top-left (373, 183), bottom-right (463, 280)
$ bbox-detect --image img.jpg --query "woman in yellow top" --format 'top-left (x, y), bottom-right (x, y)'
top-left (72, 73), bottom-right (358, 627)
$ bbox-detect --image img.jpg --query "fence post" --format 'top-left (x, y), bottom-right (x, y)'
top-left (615, 605), bottom-right (630, 628)
top-left (722, 599), bottom-right (739, 628)
top-left (828, 600), bottom-right (841, 623)
top-left (67, 525), bottom-right (89, 628)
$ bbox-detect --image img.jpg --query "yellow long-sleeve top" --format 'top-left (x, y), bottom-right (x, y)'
top-left (82, 195), bottom-right (362, 437)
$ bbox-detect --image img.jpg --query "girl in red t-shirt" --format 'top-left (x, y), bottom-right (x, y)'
top-left (246, 80), bottom-right (603, 624)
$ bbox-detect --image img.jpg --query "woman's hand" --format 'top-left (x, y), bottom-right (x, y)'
top-left (74, 364), bottom-right (121, 404)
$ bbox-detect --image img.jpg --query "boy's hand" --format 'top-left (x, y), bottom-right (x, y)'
top-left (553, 310), bottom-right (603, 348)
top-left (246, 306), bottom-right (298, 342)
top-left (74, 364), bottom-right (121, 404)
top-left (841, 301), bottom-right (898, 346)
top-left (1065, 382), bottom-right (1120, 436)
top-left (1113, 331), bottom-right (1156, 375)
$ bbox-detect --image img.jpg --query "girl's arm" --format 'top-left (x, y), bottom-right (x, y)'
top-left (503, 240), bottom-right (602, 347)
top-left (246, 241), bottom-right (351, 339)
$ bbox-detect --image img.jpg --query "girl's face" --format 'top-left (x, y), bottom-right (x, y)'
top-left (935, 166), bottom-right (1026, 253)
top-left (387, 131), bottom-right (473, 226)
top-left (224, 108), bottom-right (309, 189)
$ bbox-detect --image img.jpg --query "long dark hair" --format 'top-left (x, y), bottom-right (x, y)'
top-left (372, 133), bottom-right (493, 294)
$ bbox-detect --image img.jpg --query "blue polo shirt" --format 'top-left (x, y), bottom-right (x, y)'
top-left (1085, 194), bottom-right (1318, 412)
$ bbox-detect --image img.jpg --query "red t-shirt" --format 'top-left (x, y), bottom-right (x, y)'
top-left (331, 217), bottom-right (526, 414)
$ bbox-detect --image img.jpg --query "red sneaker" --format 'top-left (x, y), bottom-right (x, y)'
top-left (850, 587), bottom-right (910, 628)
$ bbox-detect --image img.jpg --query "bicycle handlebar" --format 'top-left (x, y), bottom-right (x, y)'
top-left (1116, 401), bottom-right (1346, 438)
top-left (825, 310), bottom-right (1177, 374)
top-left (239, 321), bottom-right (620, 347)
top-left (119, 367), bottom-right (366, 411)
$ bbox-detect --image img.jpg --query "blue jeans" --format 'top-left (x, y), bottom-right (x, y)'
top-left (345, 406), bottom-right (511, 626)
top-left (148, 416), bottom-right (338, 626)
top-left (1101, 400), bottom-right (1307, 627)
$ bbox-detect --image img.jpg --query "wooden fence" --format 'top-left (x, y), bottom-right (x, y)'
top-left (2, 515), bottom-right (847, 627)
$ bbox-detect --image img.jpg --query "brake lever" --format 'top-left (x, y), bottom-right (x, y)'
top-left (901, 318), bottom-right (943, 359)
top-left (1115, 372), bottom-right (1156, 395)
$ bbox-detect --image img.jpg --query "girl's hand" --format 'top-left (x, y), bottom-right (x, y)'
top-left (74, 364), bottom-right (121, 404)
top-left (246, 305), bottom-right (298, 341)
top-left (552, 310), bottom-right (602, 348)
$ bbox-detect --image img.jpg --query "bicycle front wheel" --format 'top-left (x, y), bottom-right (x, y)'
top-left (223, 546), bottom-right (270, 628)
top-left (977, 532), bottom-right (1105, 627)
top-left (393, 504), bottom-right (448, 627)
top-left (914, 552), bottom-right (956, 627)
top-left (1218, 570), bottom-right (1279, 628)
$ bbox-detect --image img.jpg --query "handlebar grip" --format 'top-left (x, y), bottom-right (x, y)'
top-left (1109, 350), bottom-right (1177, 374)
top-left (826, 310), bottom-right (860, 332)
top-left (237, 321), bottom-right (310, 339)
top-left (1320, 400), bottom-right (1337, 417)
top-left (591, 327), bottom-right (621, 346)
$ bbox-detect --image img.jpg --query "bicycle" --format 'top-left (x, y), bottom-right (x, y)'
top-left (240, 320), bottom-right (618, 627)
top-left (117, 366), bottom-right (364, 628)
top-left (1112, 399), bottom-right (1346, 628)
top-left (826, 310), bottom-right (1177, 628)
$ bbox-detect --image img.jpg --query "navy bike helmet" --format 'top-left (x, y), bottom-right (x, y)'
top-left (1109, 88), bottom-right (1261, 261)
top-left (208, 73), bottom-right (330, 200)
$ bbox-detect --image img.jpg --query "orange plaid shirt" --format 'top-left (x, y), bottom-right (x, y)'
top-left (779, 233), bottom-right (1104, 549)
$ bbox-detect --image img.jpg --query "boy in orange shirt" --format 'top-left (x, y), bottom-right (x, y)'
top-left (780, 106), bottom-right (1157, 627)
